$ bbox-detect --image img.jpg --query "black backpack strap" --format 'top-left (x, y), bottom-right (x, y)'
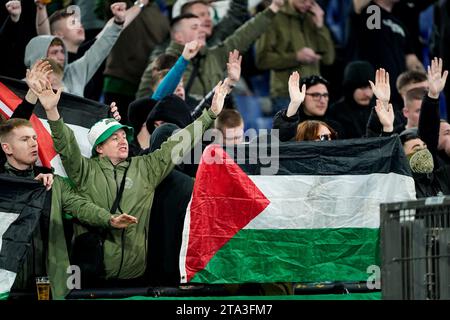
top-left (110, 159), bottom-right (131, 215)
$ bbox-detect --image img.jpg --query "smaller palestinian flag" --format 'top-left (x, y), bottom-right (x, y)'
top-left (180, 136), bottom-right (416, 284)
top-left (0, 175), bottom-right (49, 300)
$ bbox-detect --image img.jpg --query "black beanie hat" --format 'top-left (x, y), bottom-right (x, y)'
top-left (128, 97), bottom-right (157, 136)
top-left (149, 123), bottom-right (180, 152)
top-left (300, 75), bottom-right (329, 90)
top-left (343, 61), bottom-right (375, 94)
top-left (399, 127), bottom-right (420, 145)
top-left (146, 94), bottom-right (193, 134)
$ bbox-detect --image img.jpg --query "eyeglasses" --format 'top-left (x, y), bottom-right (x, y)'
top-left (318, 134), bottom-right (332, 141)
top-left (306, 93), bottom-right (329, 101)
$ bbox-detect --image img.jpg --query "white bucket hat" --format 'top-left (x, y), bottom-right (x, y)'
top-left (88, 118), bottom-right (134, 156)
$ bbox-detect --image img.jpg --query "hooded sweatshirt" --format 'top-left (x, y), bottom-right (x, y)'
top-left (327, 61), bottom-right (375, 139)
top-left (24, 23), bottom-right (122, 97)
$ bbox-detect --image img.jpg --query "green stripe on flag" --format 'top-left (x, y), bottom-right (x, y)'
top-left (191, 228), bottom-right (379, 283)
top-left (0, 291), bottom-right (10, 300)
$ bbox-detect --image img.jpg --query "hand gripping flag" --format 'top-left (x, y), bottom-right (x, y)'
top-left (180, 136), bottom-right (416, 284)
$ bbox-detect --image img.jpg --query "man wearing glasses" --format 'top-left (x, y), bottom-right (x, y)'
top-left (273, 71), bottom-right (343, 141)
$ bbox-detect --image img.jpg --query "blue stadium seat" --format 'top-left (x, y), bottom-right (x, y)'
top-left (233, 95), bottom-right (263, 131)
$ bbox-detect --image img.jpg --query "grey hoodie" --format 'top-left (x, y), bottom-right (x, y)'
top-left (24, 23), bottom-right (122, 97)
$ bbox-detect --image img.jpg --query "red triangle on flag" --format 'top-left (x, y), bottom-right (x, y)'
top-left (0, 82), bottom-right (57, 168)
top-left (185, 144), bottom-right (270, 282)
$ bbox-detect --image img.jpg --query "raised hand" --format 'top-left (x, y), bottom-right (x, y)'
top-left (110, 213), bottom-right (138, 229)
top-left (34, 173), bottom-right (54, 191)
top-left (309, 1), bottom-right (324, 28)
top-left (111, 2), bottom-right (127, 24)
top-left (36, 78), bottom-right (63, 115)
top-left (26, 60), bottom-right (52, 96)
top-left (182, 40), bottom-right (202, 60)
top-left (109, 102), bottom-right (121, 121)
top-left (369, 68), bottom-right (390, 105)
top-left (375, 99), bottom-right (394, 133)
top-left (287, 71), bottom-right (306, 117)
top-left (227, 50), bottom-right (242, 84)
top-left (210, 81), bottom-right (230, 116)
top-left (6, 1), bottom-right (21, 22)
top-left (427, 57), bottom-right (449, 99)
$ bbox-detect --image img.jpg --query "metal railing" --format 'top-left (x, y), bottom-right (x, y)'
top-left (380, 196), bottom-right (450, 300)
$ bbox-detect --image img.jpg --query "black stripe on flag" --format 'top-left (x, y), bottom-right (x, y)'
top-left (230, 135), bottom-right (411, 176)
top-left (0, 76), bottom-right (109, 128)
top-left (0, 175), bottom-right (50, 273)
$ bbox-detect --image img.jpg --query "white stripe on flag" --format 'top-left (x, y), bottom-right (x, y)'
top-left (0, 212), bottom-right (19, 253)
top-left (0, 269), bottom-right (17, 298)
top-left (179, 197), bottom-right (193, 284)
top-left (245, 173), bottom-right (416, 230)
top-left (0, 100), bottom-right (13, 117)
top-left (39, 119), bottom-right (91, 177)
top-left (39, 119), bottom-right (91, 157)
top-left (0, 212), bottom-right (20, 297)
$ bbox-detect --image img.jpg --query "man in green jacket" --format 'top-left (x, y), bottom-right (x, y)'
top-left (255, 0), bottom-right (335, 115)
top-left (137, 0), bottom-right (285, 100)
top-left (0, 118), bottom-right (136, 299)
top-left (38, 72), bottom-right (230, 285)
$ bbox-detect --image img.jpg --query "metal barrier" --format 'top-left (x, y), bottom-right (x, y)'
top-left (380, 196), bottom-right (450, 300)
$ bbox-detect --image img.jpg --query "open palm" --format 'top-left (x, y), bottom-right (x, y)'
top-left (427, 57), bottom-right (449, 98)
top-left (369, 68), bottom-right (390, 103)
top-left (36, 79), bottom-right (62, 111)
top-left (227, 50), bottom-right (242, 83)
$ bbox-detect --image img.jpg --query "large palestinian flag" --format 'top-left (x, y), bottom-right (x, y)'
top-left (180, 136), bottom-right (416, 284)
top-left (0, 76), bottom-right (109, 176)
top-left (0, 175), bottom-right (49, 300)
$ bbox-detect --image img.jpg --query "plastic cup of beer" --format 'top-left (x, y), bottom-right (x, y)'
top-left (36, 276), bottom-right (51, 300)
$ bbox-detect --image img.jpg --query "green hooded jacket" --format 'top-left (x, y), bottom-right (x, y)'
top-left (48, 109), bottom-right (215, 280)
top-left (137, 8), bottom-right (277, 100)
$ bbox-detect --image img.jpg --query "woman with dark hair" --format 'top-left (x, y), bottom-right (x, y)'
top-left (295, 119), bottom-right (337, 141)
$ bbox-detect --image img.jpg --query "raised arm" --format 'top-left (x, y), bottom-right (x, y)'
top-left (67, 3), bottom-right (128, 86)
top-left (211, 0), bottom-right (249, 45)
top-left (369, 68), bottom-right (391, 107)
top-left (12, 60), bottom-right (52, 119)
top-left (286, 71), bottom-right (306, 117)
top-left (272, 72), bottom-right (306, 141)
top-left (215, 0), bottom-right (284, 67)
top-left (97, 0), bottom-right (148, 38)
top-left (374, 99), bottom-right (395, 134)
top-left (152, 40), bottom-right (202, 100)
top-left (419, 57), bottom-right (448, 158)
top-left (5, 1), bottom-right (21, 23)
top-left (36, 77), bottom-right (92, 185)
top-left (142, 81), bottom-right (230, 187)
top-left (35, 0), bottom-right (50, 35)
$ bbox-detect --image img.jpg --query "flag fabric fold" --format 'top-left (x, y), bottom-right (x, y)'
top-left (0, 175), bottom-right (49, 300)
top-left (180, 137), bottom-right (416, 284)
